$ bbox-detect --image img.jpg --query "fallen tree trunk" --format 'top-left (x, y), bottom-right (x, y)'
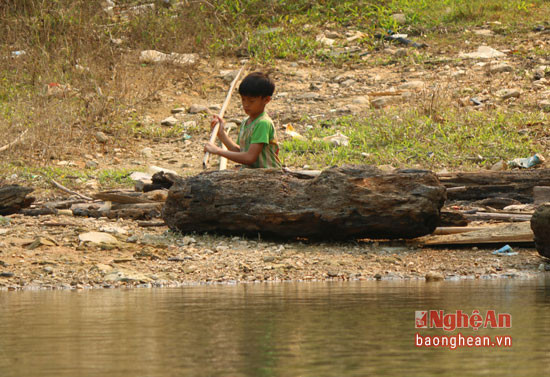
top-left (438, 169), bottom-right (550, 202)
top-left (531, 204), bottom-right (550, 258)
top-left (162, 166), bottom-right (446, 240)
top-left (0, 185), bottom-right (34, 215)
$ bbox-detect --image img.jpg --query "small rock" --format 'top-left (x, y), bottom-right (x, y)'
top-left (0, 272), bottom-right (14, 278)
top-left (340, 79), bottom-right (356, 87)
top-left (489, 63), bottom-right (513, 74)
top-left (370, 96), bottom-right (402, 109)
top-left (425, 271), bottom-right (444, 282)
top-left (220, 70), bottom-right (240, 82)
top-left (398, 80), bottom-right (425, 90)
top-left (99, 226), bottom-right (128, 236)
top-left (497, 88), bottom-right (520, 99)
top-left (459, 46), bottom-right (505, 59)
top-left (473, 29), bottom-right (494, 36)
top-left (490, 160), bottom-right (507, 171)
top-left (352, 96), bottom-right (369, 105)
top-left (78, 232), bottom-right (118, 246)
top-left (161, 116), bottom-right (178, 127)
top-left (297, 92), bottom-right (321, 101)
top-left (184, 264), bottom-right (198, 274)
top-left (391, 13), bottom-right (407, 24)
top-left (316, 35), bottom-right (335, 46)
top-left (141, 147), bottom-right (153, 158)
top-left (538, 100), bottom-right (550, 111)
top-left (95, 131), bottom-right (109, 143)
top-left (85, 160), bottom-right (98, 169)
top-left (188, 104), bottom-right (209, 114)
top-left (171, 107), bottom-right (186, 114)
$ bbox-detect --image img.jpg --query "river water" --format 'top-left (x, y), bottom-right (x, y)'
top-left (1, 278), bottom-right (549, 377)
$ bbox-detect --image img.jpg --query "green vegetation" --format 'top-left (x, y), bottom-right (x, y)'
top-left (281, 109), bottom-right (544, 170)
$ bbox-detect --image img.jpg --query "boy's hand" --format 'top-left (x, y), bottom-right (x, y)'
top-left (204, 142), bottom-right (221, 155)
top-left (210, 115), bottom-right (225, 136)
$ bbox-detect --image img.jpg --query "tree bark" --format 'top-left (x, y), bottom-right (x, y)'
top-left (162, 166), bottom-right (446, 240)
top-left (438, 169), bottom-right (550, 202)
top-left (531, 203), bottom-right (550, 258)
top-left (0, 185), bottom-right (34, 215)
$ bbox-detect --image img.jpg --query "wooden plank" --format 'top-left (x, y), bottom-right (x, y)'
top-left (421, 221), bottom-right (533, 245)
top-left (432, 226), bottom-right (497, 235)
top-left (93, 191), bottom-right (155, 204)
top-left (464, 212), bottom-right (531, 222)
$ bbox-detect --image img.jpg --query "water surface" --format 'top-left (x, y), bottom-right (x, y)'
top-left (1, 278), bottom-right (550, 376)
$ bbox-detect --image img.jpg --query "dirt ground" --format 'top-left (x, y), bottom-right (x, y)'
top-left (2, 26), bottom-right (550, 290)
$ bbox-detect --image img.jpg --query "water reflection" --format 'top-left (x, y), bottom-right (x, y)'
top-left (1, 278), bottom-right (549, 377)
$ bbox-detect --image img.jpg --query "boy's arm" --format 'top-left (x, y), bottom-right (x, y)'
top-left (211, 115), bottom-right (240, 152)
top-left (204, 142), bottom-right (264, 166)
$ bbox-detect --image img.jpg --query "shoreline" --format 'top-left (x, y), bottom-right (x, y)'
top-left (1, 213), bottom-right (548, 292)
top-left (1, 271), bottom-right (548, 292)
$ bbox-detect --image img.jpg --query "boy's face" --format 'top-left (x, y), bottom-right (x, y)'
top-left (240, 95), bottom-right (271, 118)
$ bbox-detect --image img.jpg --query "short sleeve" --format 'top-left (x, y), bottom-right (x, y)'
top-left (250, 120), bottom-right (272, 144)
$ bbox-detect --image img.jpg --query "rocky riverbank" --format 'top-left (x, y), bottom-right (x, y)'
top-left (0, 212), bottom-right (547, 291)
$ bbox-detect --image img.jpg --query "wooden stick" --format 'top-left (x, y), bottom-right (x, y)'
top-left (0, 129), bottom-right (28, 153)
top-left (218, 124), bottom-right (234, 171)
top-left (49, 179), bottom-right (93, 201)
top-left (203, 67), bottom-right (244, 169)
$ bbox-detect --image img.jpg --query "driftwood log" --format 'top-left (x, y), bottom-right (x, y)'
top-left (531, 204), bottom-right (550, 258)
top-left (0, 185), bottom-right (34, 215)
top-left (162, 166), bottom-right (446, 239)
top-left (439, 169), bottom-right (550, 202)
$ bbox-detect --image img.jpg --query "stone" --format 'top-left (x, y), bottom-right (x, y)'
top-left (316, 35), bottom-right (335, 46)
top-left (95, 131), bottom-right (109, 143)
top-left (297, 92), bottom-right (321, 101)
top-left (78, 232), bottom-right (119, 246)
top-left (370, 96), bottom-right (402, 108)
top-left (425, 271), bottom-right (444, 282)
top-left (459, 46), bottom-right (505, 59)
top-left (497, 88), bottom-right (520, 99)
top-left (398, 81), bottom-right (425, 90)
top-left (141, 147), bottom-right (153, 158)
top-left (85, 160), bottom-right (98, 169)
top-left (188, 104), bottom-right (209, 114)
top-left (391, 13), bottom-right (407, 24)
top-left (147, 165), bottom-right (178, 176)
top-left (99, 226), bottom-right (128, 236)
top-left (220, 70), bottom-right (240, 82)
top-left (171, 107), bottom-right (186, 114)
top-left (538, 100), bottom-right (550, 111)
top-left (490, 161), bottom-right (507, 171)
top-left (352, 96), bottom-right (370, 105)
top-left (489, 63), bottom-right (513, 74)
top-left (139, 50), bottom-right (198, 67)
top-left (161, 116), bottom-right (178, 127)
top-left (473, 29), bottom-right (494, 36)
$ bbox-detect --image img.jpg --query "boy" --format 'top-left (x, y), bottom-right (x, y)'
top-left (204, 72), bottom-right (282, 169)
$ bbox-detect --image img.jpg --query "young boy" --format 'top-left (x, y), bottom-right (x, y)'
top-left (204, 72), bottom-right (282, 169)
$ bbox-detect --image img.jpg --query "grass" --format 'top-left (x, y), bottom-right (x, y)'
top-left (280, 107), bottom-right (545, 170)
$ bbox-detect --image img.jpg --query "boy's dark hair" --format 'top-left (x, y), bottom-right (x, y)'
top-left (238, 72), bottom-right (275, 97)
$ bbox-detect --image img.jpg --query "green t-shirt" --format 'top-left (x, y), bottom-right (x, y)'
top-left (236, 112), bottom-right (282, 169)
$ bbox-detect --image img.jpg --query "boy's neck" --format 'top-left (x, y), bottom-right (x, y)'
top-left (247, 110), bottom-right (265, 122)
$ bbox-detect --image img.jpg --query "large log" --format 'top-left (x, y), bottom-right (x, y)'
top-left (531, 203), bottom-right (550, 258)
top-left (438, 169), bottom-right (550, 202)
top-left (0, 185), bottom-right (34, 215)
top-left (162, 166), bottom-right (446, 240)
